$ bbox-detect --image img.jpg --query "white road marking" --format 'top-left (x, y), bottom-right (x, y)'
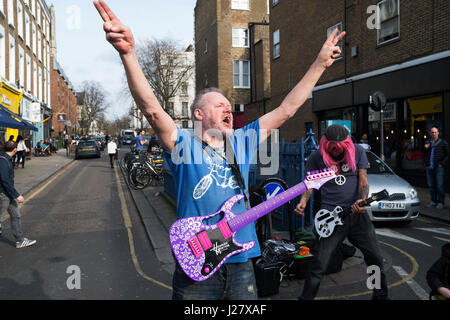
top-left (433, 236), bottom-right (450, 242)
top-left (392, 265), bottom-right (429, 300)
top-left (375, 228), bottom-right (432, 247)
top-left (414, 227), bottom-right (450, 236)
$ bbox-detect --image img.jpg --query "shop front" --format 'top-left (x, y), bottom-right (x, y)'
top-left (312, 53), bottom-right (450, 190)
top-left (0, 78), bottom-right (23, 141)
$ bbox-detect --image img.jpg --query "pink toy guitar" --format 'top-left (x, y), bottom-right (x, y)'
top-left (169, 168), bottom-right (336, 282)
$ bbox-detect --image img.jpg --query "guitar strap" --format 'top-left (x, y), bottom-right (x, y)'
top-left (194, 134), bottom-right (249, 209)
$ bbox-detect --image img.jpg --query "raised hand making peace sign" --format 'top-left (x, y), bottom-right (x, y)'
top-left (93, 0), bottom-right (135, 55)
top-left (316, 28), bottom-right (346, 69)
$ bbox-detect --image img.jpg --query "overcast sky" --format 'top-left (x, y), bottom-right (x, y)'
top-left (48, 0), bottom-right (196, 120)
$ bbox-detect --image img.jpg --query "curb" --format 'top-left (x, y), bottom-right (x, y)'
top-left (118, 163), bottom-right (175, 274)
top-left (21, 156), bottom-right (75, 198)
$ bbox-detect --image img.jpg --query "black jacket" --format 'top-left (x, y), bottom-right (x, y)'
top-left (426, 243), bottom-right (450, 297)
top-left (0, 152), bottom-right (20, 200)
top-left (425, 138), bottom-right (449, 168)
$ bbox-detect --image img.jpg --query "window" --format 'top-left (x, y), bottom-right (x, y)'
top-left (33, 61), bottom-right (37, 95)
top-left (9, 35), bottom-right (15, 82)
top-left (17, 2), bottom-right (24, 39)
top-left (181, 83), bottom-right (188, 95)
top-left (36, 2), bottom-right (41, 26)
top-left (32, 24), bottom-right (36, 55)
top-left (273, 0), bottom-right (279, 6)
top-left (327, 22), bottom-right (343, 60)
top-left (0, 0), bottom-right (4, 16)
top-left (182, 102), bottom-right (189, 117)
top-left (38, 31), bottom-right (41, 61)
top-left (182, 120), bottom-right (189, 128)
top-left (232, 28), bottom-right (249, 48)
top-left (26, 54), bottom-right (31, 91)
top-left (0, 26), bottom-right (5, 79)
top-left (25, 12), bottom-right (30, 48)
top-left (231, 0), bottom-right (249, 10)
top-left (7, 0), bottom-right (14, 27)
top-left (19, 46), bottom-right (24, 88)
top-left (273, 29), bottom-right (280, 59)
top-left (38, 66), bottom-right (42, 101)
top-left (233, 60), bottom-right (250, 88)
top-left (377, 0), bottom-right (400, 45)
top-left (234, 103), bottom-right (245, 112)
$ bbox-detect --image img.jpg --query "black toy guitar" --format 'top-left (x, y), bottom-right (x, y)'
top-left (314, 189), bottom-right (389, 238)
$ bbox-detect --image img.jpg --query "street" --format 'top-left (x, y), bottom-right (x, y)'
top-left (0, 152), bottom-right (172, 299)
top-left (0, 148), bottom-right (449, 301)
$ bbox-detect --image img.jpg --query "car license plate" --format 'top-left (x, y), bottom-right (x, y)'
top-left (378, 202), bottom-right (406, 210)
top-left (82, 148), bottom-right (91, 151)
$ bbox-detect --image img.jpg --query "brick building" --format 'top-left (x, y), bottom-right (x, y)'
top-left (0, 0), bottom-right (52, 141)
top-left (194, 0), bottom-right (271, 127)
top-left (266, 0), bottom-right (450, 187)
top-left (50, 54), bottom-right (77, 137)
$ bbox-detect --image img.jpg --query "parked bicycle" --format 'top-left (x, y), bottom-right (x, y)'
top-left (122, 149), bottom-right (164, 190)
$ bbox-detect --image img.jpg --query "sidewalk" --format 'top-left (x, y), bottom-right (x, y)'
top-left (13, 151), bottom-right (74, 197)
top-left (413, 187), bottom-right (450, 224)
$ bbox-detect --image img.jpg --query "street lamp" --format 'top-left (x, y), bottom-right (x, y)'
top-left (369, 91), bottom-right (387, 161)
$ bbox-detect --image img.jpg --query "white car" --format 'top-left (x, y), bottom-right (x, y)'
top-left (364, 149), bottom-right (420, 223)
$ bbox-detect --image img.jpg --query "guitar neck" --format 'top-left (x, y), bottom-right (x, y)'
top-left (228, 181), bottom-right (308, 232)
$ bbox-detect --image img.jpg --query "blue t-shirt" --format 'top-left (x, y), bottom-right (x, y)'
top-left (165, 120), bottom-right (261, 263)
top-left (306, 144), bottom-right (369, 209)
top-left (135, 135), bottom-right (145, 150)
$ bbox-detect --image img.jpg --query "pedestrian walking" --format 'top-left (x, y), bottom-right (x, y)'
top-left (0, 141), bottom-right (36, 248)
top-left (94, 0), bottom-right (345, 300)
top-left (107, 138), bottom-right (119, 168)
top-left (424, 126), bottom-right (449, 209)
top-left (15, 135), bottom-right (27, 168)
top-left (64, 134), bottom-right (69, 156)
top-left (295, 124), bottom-right (388, 300)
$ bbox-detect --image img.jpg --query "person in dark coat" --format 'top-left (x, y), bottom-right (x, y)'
top-left (426, 243), bottom-right (450, 299)
top-left (424, 126), bottom-right (449, 209)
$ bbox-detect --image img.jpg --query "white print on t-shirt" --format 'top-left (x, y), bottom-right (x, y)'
top-left (341, 163), bottom-right (350, 172)
top-left (335, 175), bottom-right (347, 186)
top-left (192, 154), bottom-right (239, 200)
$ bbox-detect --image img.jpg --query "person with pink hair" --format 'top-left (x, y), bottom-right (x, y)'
top-left (295, 124), bottom-right (388, 300)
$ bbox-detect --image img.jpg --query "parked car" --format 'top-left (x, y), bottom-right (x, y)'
top-left (92, 136), bottom-right (106, 150)
top-left (364, 149), bottom-right (420, 223)
top-left (75, 140), bottom-right (101, 160)
top-left (122, 135), bottom-right (135, 145)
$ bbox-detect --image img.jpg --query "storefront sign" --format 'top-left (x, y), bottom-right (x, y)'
top-left (1, 94), bottom-right (12, 106)
top-left (30, 103), bottom-right (41, 123)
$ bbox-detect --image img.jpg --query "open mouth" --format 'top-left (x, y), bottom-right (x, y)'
top-left (222, 115), bottom-right (232, 126)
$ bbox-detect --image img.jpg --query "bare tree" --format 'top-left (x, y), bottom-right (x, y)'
top-left (135, 38), bottom-right (194, 116)
top-left (79, 81), bottom-right (107, 135)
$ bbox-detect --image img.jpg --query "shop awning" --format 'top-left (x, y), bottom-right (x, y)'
top-left (0, 104), bottom-right (38, 131)
top-left (0, 109), bottom-right (25, 130)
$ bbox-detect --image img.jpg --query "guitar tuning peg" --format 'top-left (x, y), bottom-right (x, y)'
top-left (307, 171), bottom-right (311, 175)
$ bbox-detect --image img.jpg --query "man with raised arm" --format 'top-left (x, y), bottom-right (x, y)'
top-left (94, 0), bottom-right (345, 300)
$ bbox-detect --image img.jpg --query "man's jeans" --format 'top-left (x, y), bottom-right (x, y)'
top-left (426, 167), bottom-right (445, 205)
top-left (172, 260), bottom-right (258, 300)
top-left (0, 193), bottom-right (24, 242)
top-left (299, 207), bottom-right (388, 300)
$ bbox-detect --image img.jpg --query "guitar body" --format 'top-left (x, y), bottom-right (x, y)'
top-left (169, 194), bottom-right (254, 282)
top-left (314, 189), bottom-right (390, 239)
top-left (169, 168), bottom-right (337, 281)
top-left (315, 206), bottom-right (344, 238)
